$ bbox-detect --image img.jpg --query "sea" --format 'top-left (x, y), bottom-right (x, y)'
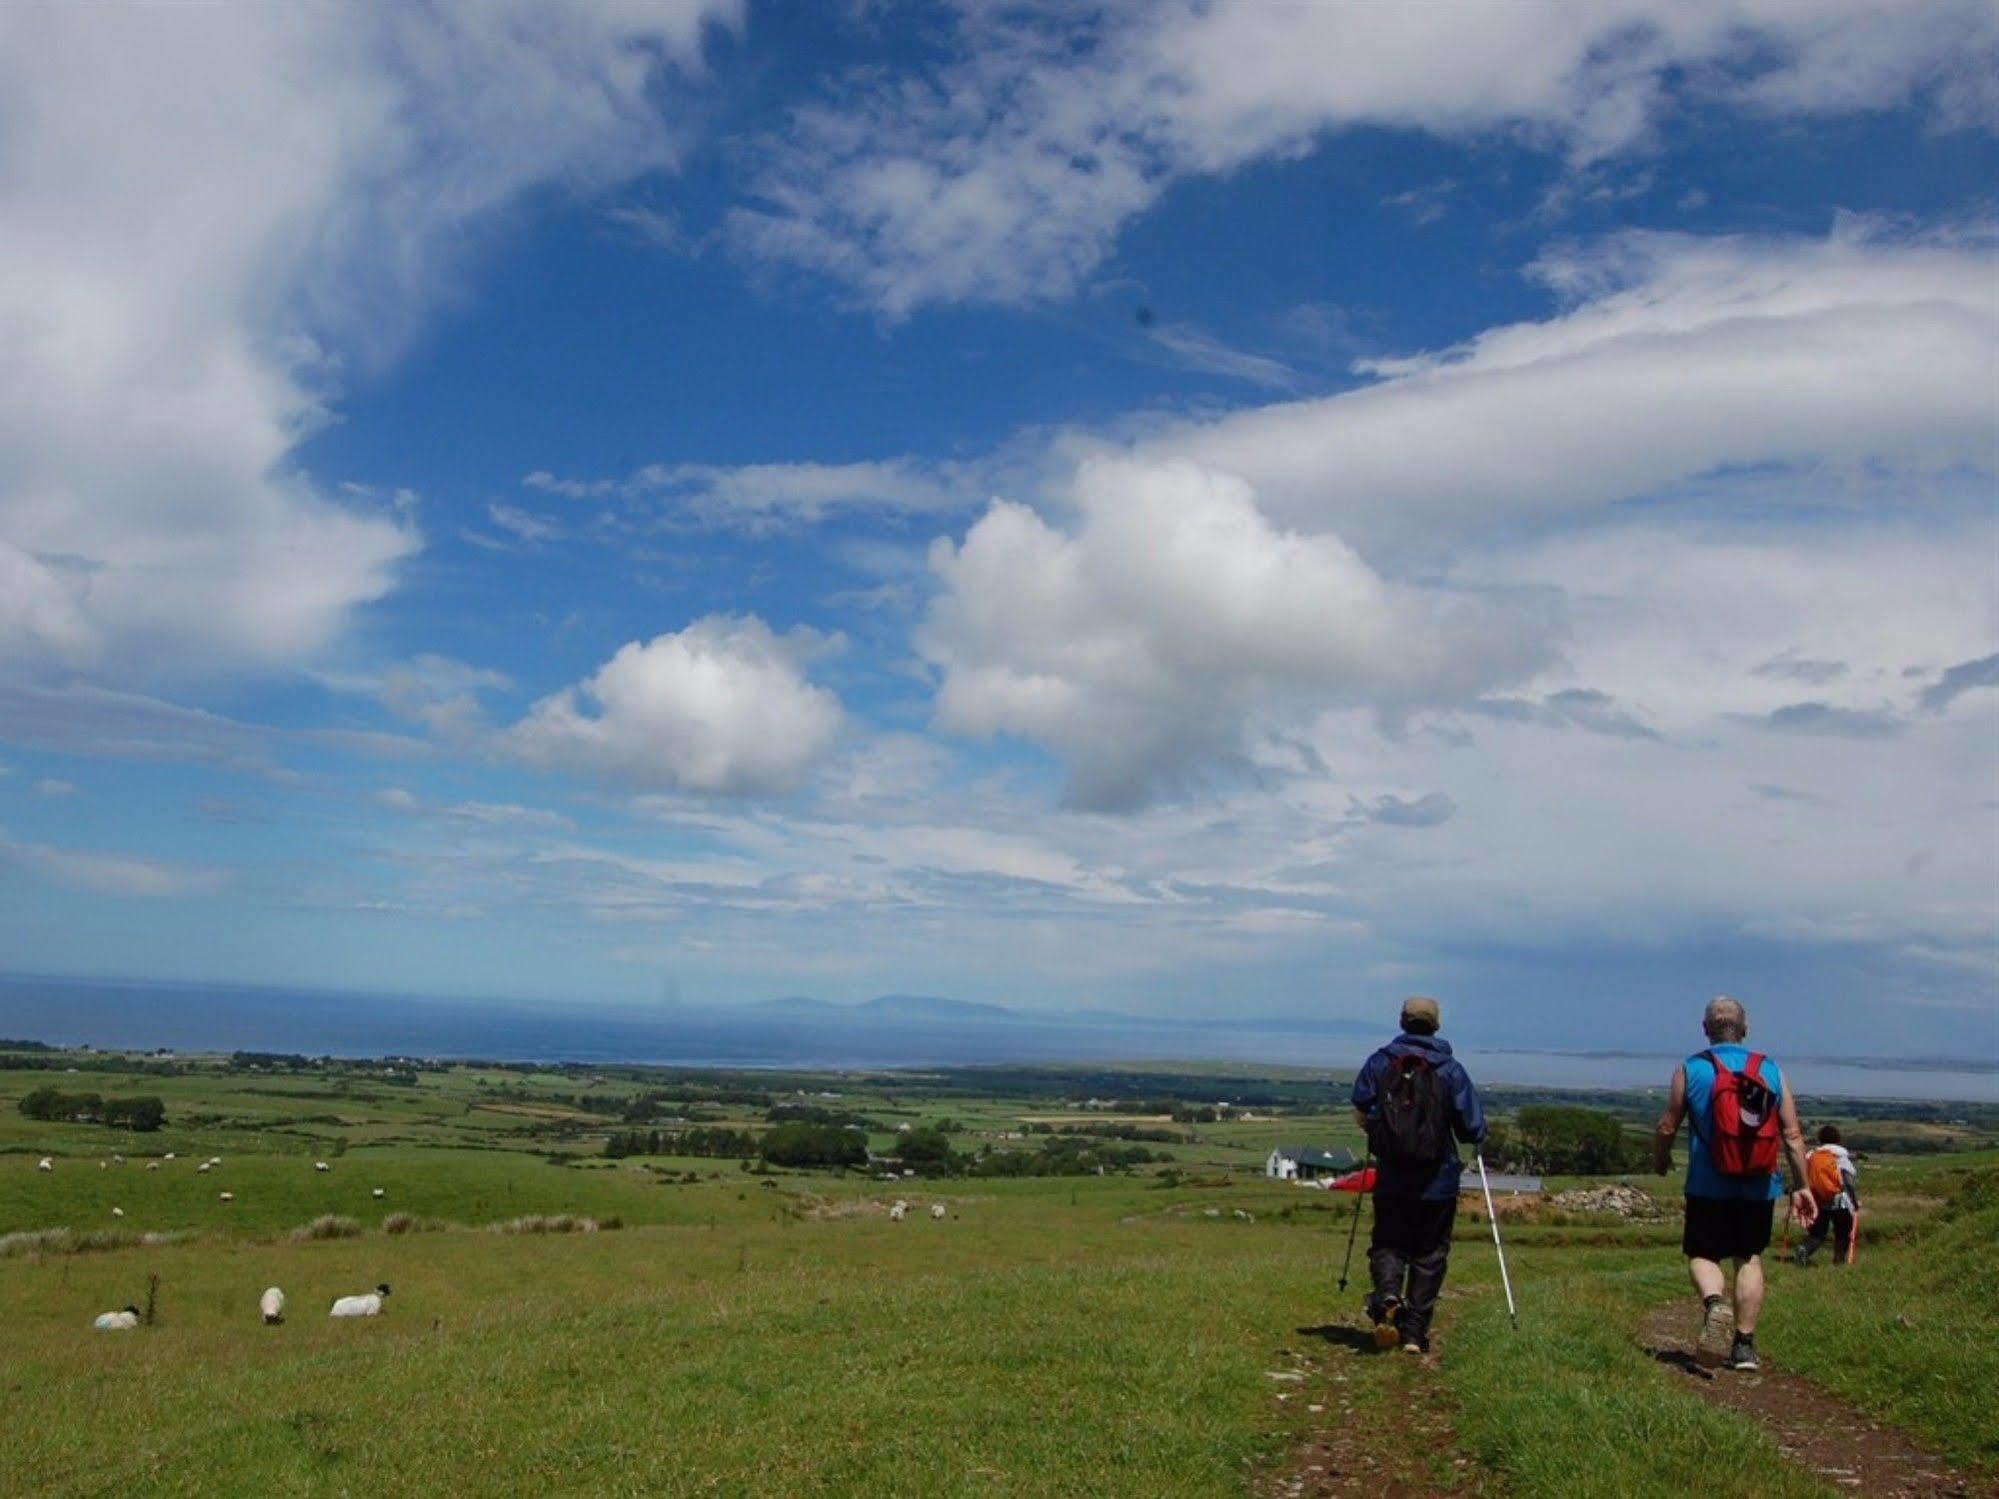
top-left (0, 974), bottom-right (1992, 1103)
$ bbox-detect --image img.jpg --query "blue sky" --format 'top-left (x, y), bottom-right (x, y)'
top-left (1, 1), bottom-right (1996, 1055)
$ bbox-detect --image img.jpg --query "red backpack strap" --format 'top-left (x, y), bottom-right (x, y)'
top-left (1742, 1051), bottom-right (1766, 1082)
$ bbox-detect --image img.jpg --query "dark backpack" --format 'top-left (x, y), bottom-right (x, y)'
top-left (1370, 1052), bottom-right (1451, 1167)
top-left (1699, 1049), bottom-right (1782, 1178)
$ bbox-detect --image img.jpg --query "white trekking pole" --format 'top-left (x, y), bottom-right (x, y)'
top-left (1476, 1154), bottom-right (1519, 1330)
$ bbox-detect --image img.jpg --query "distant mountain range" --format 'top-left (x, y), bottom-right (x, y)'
top-left (741, 993), bottom-right (1383, 1036)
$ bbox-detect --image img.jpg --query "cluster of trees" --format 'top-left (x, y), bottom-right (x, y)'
top-left (603, 1126), bottom-right (760, 1159)
top-left (968, 1136), bottom-right (1165, 1178)
top-left (765, 1103), bottom-right (881, 1130)
top-left (761, 1122), bottom-right (869, 1169)
top-left (1488, 1106), bottom-right (1641, 1175)
top-left (18, 1087), bottom-right (166, 1132)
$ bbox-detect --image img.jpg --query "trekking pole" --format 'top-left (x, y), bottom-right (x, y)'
top-left (1336, 1153), bottom-right (1371, 1293)
top-left (1475, 1154), bottom-right (1519, 1330)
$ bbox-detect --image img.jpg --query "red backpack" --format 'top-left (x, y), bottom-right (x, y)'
top-left (1700, 1049), bottom-right (1782, 1177)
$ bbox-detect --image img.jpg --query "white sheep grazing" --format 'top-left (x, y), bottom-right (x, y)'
top-left (163, 1152), bottom-right (175, 1160)
top-left (93, 1306), bottom-right (141, 1331)
top-left (218, 1191), bottom-right (235, 1203)
top-left (36, 1158), bottom-right (52, 1172)
top-left (260, 1287), bottom-right (286, 1325)
top-left (98, 1160), bottom-right (108, 1171)
top-left (329, 1284), bottom-right (390, 1319)
top-left (112, 1153), bottom-right (124, 1164)
top-left (110, 1207), bottom-right (124, 1219)
top-left (145, 1162), bottom-right (160, 1171)
top-left (197, 1162), bottom-right (212, 1174)
top-left (371, 1187), bottom-right (385, 1199)
top-left (929, 1203), bottom-right (947, 1220)
top-left (888, 1201), bottom-right (907, 1221)
top-left (313, 1161), bottom-right (330, 1172)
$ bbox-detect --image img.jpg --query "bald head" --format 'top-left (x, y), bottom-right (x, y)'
top-left (1702, 996), bottom-right (1748, 1043)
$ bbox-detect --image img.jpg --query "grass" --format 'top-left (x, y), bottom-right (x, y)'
top-left (0, 1048), bottom-right (1991, 1495)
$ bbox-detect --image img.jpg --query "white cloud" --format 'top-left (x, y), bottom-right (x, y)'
top-left (509, 615), bottom-right (843, 795)
top-left (0, 833), bottom-right (226, 898)
top-left (1146, 223), bottom-right (1999, 555)
top-left (526, 458), bottom-right (968, 531)
top-left (732, 1), bottom-right (1996, 313)
top-left (0, 1), bottom-right (739, 678)
top-left (32, 779), bottom-right (77, 798)
top-left (920, 457), bottom-right (1555, 808)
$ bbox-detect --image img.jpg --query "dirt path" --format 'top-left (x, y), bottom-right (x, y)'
top-left (1252, 1324), bottom-right (1485, 1498)
top-left (1638, 1304), bottom-right (1997, 1497)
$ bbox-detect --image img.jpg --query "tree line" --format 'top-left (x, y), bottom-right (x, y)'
top-left (18, 1087), bottom-right (166, 1132)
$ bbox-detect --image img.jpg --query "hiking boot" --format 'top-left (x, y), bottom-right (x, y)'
top-left (1694, 1298), bottom-right (1735, 1368)
top-left (1400, 1335), bottom-right (1429, 1355)
top-left (1369, 1298), bottom-right (1402, 1350)
top-left (1726, 1336), bottom-right (1759, 1372)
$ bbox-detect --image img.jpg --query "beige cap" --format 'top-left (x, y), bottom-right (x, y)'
top-left (1400, 995), bottom-right (1441, 1029)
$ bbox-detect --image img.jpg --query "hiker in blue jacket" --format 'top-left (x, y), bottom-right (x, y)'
top-left (1652, 996), bottom-right (1816, 1372)
top-left (1350, 996), bottom-right (1485, 1355)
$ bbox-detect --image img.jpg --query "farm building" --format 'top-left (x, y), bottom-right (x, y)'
top-left (1265, 1146), bottom-right (1357, 1181)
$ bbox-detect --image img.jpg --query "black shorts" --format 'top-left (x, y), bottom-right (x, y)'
top-left (1682, 1195), bottom-right (1775, 1261)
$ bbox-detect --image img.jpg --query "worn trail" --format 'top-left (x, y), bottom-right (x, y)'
top-left (1253, 1323), bottom-right (1484, 1498)
top-left (1639, 1303), bottom-right (1996, 1498)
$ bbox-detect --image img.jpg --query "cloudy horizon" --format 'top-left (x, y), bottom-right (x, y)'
top-left (2, 1), bottom-right (1995, 1058)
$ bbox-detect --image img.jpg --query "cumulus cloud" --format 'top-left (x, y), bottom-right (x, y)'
top-left (509, 615), bottom-right (842, 795)
top-left (0, 1), bottom-right (738, 678)
top-left (920, 458), bottom-right (1555, 809)
top-left (1147, 224), bottom-right (1999, 554)
top-left (731, 0), bottom-right (1996, 313)
top-left (1754, 702), bottom-right (1906, 739)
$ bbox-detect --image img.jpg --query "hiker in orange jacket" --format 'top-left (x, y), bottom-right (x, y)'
top-left (1652, 996), bottom-right (1816, 1372)
top-left (1796, 1124), bottom-right (1860, 1267)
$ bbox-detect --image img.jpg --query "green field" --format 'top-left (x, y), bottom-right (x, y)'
top-left (2, 1048), bottom-right (1993, 1496)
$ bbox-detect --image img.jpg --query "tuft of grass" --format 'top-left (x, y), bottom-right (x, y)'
top-left (382, 1211), bottom-right (443, 1235)
top-left (0, 1226), bottom-right (192, 1257)
top-left (487, 1213), bottom-right (616, 1235)
top-left (288, 1214), bottom-right (362, 1242)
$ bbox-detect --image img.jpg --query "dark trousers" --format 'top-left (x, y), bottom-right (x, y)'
top-left (1798, 1206), bottom-right (1855, 1264)
top-left (1365, 1193), bottom-right (1457, 1337)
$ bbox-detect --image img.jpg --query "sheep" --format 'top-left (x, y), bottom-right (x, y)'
top-left (36, 1158), bottom-right (52, 1172)
top-left (260, 1287), bottom-right (285, 1325)
top-left (888, 1201), bottom-right (907, 1221)
top-left (197, 1162), bottom-right (212, 1174)
top-left (145, 1162), bottom-right (160, 1171)
top-left (98, 1160), bottom-right (108, 1171)
top-left (329, 1284), bottom-right (391, 1319)
top-left (218, 1191), bottom-right (235, 1203)
top-left (163, 1152), bottom-right (175, 1160)
top-left (110, 1207), bottom-right (124, 1219)
top-left (371, 1188), bottom-right (386, 1199)
top-left (929, 1203), bottom-right (947, 1220)
top-left (313, 1161), bottom-right (330, 1172)
top-left (93, 1306), bottom-right (141, 1331)
top-left (111, 1153), bottom-right (124, 1164)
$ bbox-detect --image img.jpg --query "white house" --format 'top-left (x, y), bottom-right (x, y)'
top-left (1265, 1146), bottom-right (1357, 1182)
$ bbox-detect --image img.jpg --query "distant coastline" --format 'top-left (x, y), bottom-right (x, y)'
top-left (1, 973), bottom-right (1992, 1103)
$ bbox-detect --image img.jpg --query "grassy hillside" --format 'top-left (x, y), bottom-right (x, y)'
top-left (1, 1049), bottom-right (1990, 1496)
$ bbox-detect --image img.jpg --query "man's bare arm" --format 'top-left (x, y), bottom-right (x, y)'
top-left (1352, 1108), bottom-right (1369, 1135)
top-left (1651, 1065), bottom-right (1686, 1175)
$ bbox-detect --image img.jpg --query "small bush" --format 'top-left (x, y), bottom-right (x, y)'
top-left (0, 1227), bottom-right (192, 1258)
top-left (289, 1214), bottom-right (361, 1242)
top-left (381, 1212), bottom-right (443, 1235)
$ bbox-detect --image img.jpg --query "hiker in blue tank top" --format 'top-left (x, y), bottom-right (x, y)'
top-left (1652, 996), bottom-right (1816, 1373)
top-left (1349, 995), bottom-right (1485, 1356)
